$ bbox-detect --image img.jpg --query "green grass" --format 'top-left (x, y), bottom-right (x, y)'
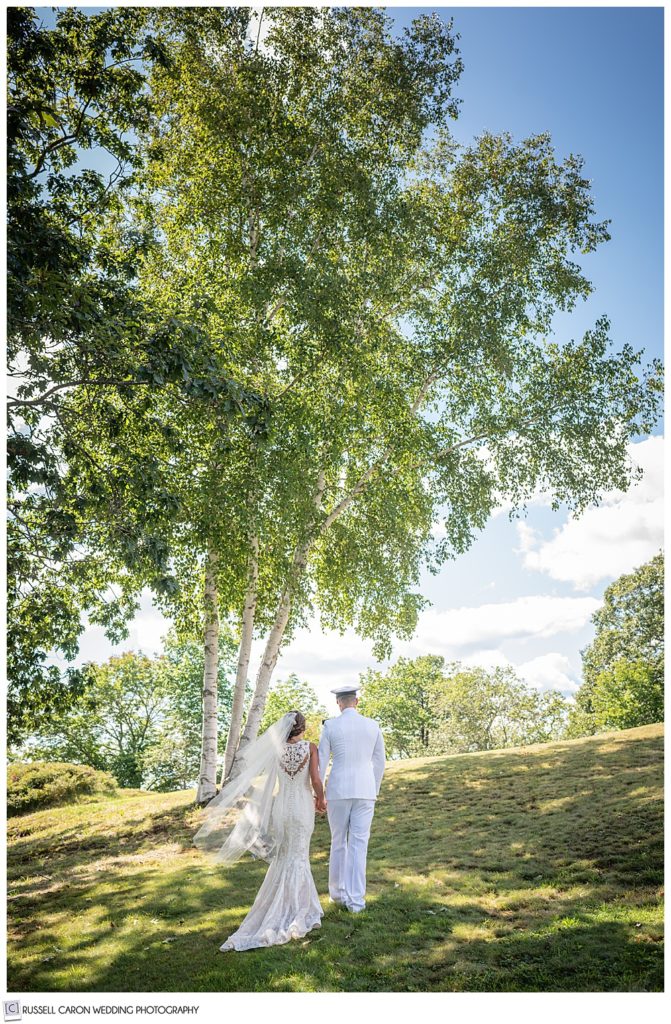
top-left (7, 723), bottom-right (663, 992)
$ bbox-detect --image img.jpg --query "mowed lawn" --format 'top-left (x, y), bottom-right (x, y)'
top-left (7, 723), bottom-right (663, 992)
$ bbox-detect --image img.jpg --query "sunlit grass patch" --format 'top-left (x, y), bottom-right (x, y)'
top-left (7, 723), bottom-right (663, 992)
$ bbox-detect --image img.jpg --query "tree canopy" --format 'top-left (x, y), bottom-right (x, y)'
top-left (133, 6), bottom-right (661, 769)
top-left (6, 7), bottom-right (265, 746)
top-left (569, 551), bottom-right (664, 734)
top-left (14, 629), bottom-right (239, 791)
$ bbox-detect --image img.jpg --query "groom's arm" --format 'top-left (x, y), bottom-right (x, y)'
top-left (372, 727), bottom-right (385, 794)
top-left (318, 722), bottom-right (331, 785)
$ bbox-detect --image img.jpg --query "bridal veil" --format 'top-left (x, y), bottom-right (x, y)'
top-left (193, 711), bottom-right (297, 865)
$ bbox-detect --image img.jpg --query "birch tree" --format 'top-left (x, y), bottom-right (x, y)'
top-left (134, 7), bottom-right (660, 778)
top-left (197, 546), bottom-right (220, 801)
top-left (128, 5), bottom-right (466, 780)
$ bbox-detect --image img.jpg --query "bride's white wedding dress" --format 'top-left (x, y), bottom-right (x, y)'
top-left (219, 738), bottom-right (324, 951)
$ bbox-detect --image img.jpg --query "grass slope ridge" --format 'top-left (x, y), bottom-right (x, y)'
top-left (7, 723), bottom-right (663, 992)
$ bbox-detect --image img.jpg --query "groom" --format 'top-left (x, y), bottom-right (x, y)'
top-left (318, 684), bottom-right (386, 913)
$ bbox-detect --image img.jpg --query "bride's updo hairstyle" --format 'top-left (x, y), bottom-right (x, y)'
top-left (288, 711), bottom-right (306, 738)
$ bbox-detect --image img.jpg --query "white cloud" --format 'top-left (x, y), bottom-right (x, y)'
top-left (257, 591), bottom-right (595, 699)
top-left (264, 589), bottom-right (597, 704)
top-left (516, 435), bottom-right (663, 590)
top-left (515, 520), bottom-right (540, 555)
top-left (460, 649), bottom-right (579, 693)
top-left (268, 596), bottom-right (596, 705)
top-left (53, 590), bottom-right (591, 711)
top-left (515, 652), bottom-right (580, 693)
top-left (461, 648), bottom-right (512, 670)
top-left (401, 594), bottom-right (600, 655)
top-left (262, 626), bottom-right (375, 707)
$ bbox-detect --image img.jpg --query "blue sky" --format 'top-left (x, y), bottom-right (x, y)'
top-left (42, 5), bottom-right (664, 710)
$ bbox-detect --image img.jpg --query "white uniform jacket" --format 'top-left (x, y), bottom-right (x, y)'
top-left (318, 707), bottom-right (385, 800)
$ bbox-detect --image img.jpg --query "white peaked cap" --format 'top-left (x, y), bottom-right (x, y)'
top-left (330, 684), bottom-right (361, 696)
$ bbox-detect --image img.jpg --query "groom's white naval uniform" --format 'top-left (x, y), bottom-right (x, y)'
top-left (318, 686), bottom-right (385, 912)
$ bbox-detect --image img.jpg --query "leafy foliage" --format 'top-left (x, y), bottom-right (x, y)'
top-left (137, 5), bottom-right (661, 682)
top-left (359, 657), bottom-right (569, 757)
top-left (434, 665), bottom-right (570, 752)
top-left (14, 638), bottom-right (238, 791)
top-left (17, 653), bottom-right (169, 788)
top-left (7, 6), bottom-right (663, 764)
top-left (146, 630), bottom-right (241, 790)
top-left (358, 656), bottom-right (445, 756)
top-left (6, 5), bottom-right (154, 743)
top-left (259, 673), bottom-right (328, 743)
top-left (569, 552), bottom-right (664, 735)
top-left (590, 660), bottom-right (663, 732)
top-left (6, 7), bottom-right (266, 745)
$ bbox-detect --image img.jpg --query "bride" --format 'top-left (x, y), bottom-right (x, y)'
top-left (193, 710), bottom-right (327, 951)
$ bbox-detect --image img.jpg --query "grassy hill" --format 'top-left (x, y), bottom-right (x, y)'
top-left (7, 723), bottom-right (663, 992)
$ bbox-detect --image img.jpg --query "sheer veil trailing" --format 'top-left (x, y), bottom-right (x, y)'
top-left (193, 712), bottom-right (298, 865)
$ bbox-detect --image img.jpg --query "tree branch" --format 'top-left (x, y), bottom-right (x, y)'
top-left (254, 7), bottom-right (265, 54)
top-left (26, 132), bottom-right (78, 180)
top-left (63, 157), bottom-right (128, 227)
top-left (7, 378), bottom-right (152, 409)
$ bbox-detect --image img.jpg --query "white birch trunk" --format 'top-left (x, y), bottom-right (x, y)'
top-left (238, 583), bottom-right (294, 748)
top-left (221, 535), bottom-right (259, 783)
top-left (196, 546), bottom-right (220, 804)
top-left (236, 471), bottom-right (326, 752)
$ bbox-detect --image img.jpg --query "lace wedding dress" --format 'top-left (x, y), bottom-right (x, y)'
top-left (219, 739), bottom-right (324, 951)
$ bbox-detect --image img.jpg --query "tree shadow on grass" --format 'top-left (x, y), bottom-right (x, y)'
top-left (359, 887), bottom-right (662, 992)
top-left (375, 731), bottom-right (663, 884)
top-left (8, 847), bottom-right (662, 993)
top-left (11, 877), bottom-right (660, 993)
top-left (7, 728), bottom-right (663, 992)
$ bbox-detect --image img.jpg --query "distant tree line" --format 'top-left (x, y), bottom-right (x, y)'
top-left (360, 552), bottom-right (663, 757)
top-left (9, 553), bottom-right (662, 782)
top-left (10, 643), bottom-right (326, 791)
top-left (358, 657), bottom-right (569, 758)
top-left (10, 630), bottom-right (240, 791)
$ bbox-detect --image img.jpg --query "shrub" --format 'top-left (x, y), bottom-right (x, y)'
top-left (7, 761), bottom-right (118, 816)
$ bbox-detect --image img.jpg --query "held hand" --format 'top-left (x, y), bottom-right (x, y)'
top-left (315, 796), bottom-right (327, 815)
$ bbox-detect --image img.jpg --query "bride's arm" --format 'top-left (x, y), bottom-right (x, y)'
top-left (309, 743), bottom-right (327, 813)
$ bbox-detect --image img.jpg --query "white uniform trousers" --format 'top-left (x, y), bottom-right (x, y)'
top-left (327, 798), bottom-right (376, 911)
